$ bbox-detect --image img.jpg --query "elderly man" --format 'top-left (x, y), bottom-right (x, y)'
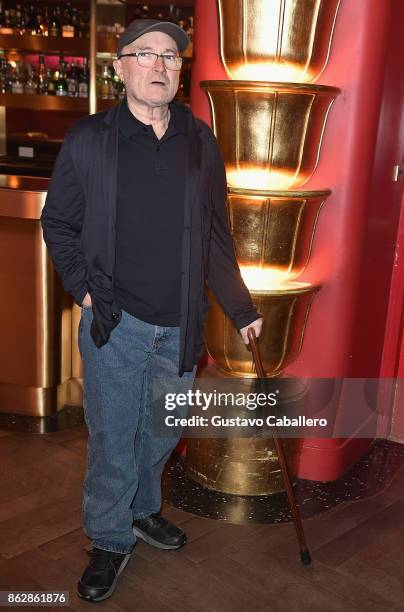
top-left (41, 19), bottom-right (262, 603)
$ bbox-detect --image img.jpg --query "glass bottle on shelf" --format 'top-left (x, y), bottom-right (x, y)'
top-left (0, 58), bottom-right (6, 94)
top-left (8, 5), bottom-right (16, 31)
top-left (41, 6), bottom-right (49, 37)
top-left (46, 66), bottom-right (55, 95)
top-left (49, 8), bottom-right (60, 37)
top-left (62, 3), bottom-right (74, 38)
top-left (24, 62), bottom-right (37, 94)
top-left (3, 55), bottom-right (13, 92)
top-left (76, 13), bottom-right (86, 38)
top-left (67, 61), bottom-right (78, 97)
top-left (0, 8), bottom-right (13, 35)
top-left (37, 53), bottom-right (48, 95)
top-left (167, 4), bottom-right (175, 22)
top-left (71, 7), bottom-right (79, 36)
top-left (35, 11), bottom-right (44, 36)
top-left (99, 60), bottom-right (113, 100)
top-left (27, 5), bottom-right (42, 36)
top-left (78, 57), bottom-right (88, 98)
top-left (141, 5), bottom-right (150, 19)
top-left (187, 16), bottom-right (194, 43)
top-left (15, 4), bottom-right (26, 35)
top-left (11, 62), bottom-right (24, 94)
top-left (112, 68), bottom-right (125, 100)
top-left (55, 54), bottom-right (67, 96)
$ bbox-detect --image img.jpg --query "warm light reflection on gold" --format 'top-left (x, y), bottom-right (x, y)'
top-left (227, 166), bottom-right (298, 191)
top-left (218, 0), bottom-right (341, 83)
top-left (239, 266), bottom-right (310, 291)
top-left (8, 175), bottom-right (20, 189)
top-left (229, 63), bottom-right (316, 83)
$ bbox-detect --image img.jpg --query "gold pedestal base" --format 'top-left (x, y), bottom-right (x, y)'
top-left (186, 436), bottom-right (301, 496)
top-left (186, 364), bottom-right (303, 495)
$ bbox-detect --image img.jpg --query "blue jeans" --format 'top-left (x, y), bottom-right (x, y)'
top-left (78, 308), bottom-right (196, 554)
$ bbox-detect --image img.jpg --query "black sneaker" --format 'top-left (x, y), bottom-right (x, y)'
top-left (77, 547), bottom-right (131, 602)
top-left (133, 513), bottom-right (187, 550)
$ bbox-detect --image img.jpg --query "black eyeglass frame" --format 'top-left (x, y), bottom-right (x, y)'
top-left (117, 51), bottom-right (183, 70)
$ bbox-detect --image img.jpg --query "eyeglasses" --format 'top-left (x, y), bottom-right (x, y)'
top-left (117, 51), bottom-right (183, 71)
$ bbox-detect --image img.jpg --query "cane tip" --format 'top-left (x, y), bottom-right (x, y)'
top-left (300, 549), bottom-right (311, 565)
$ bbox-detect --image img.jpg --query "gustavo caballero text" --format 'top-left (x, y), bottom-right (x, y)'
top-left (165, 415), bottom-right (327, 428)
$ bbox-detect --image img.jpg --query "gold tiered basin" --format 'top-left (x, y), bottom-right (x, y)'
top-left (202, 80), bottom-right (339, 190)
top-left (228, 187), bottom-right (330, 280)
top-left (218, 0), bottom-right (341, 83)
top-left (205, 282), bottom-right (320, 377)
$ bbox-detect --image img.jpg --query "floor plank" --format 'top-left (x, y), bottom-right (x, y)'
top-left (1, 426), bottom-right (403, 611)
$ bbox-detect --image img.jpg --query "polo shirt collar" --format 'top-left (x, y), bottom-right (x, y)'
top-left (119, 97), bottom-right (187, 139)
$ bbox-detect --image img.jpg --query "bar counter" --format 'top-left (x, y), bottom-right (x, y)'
top-left (0, 175), bottom-right (83, 422)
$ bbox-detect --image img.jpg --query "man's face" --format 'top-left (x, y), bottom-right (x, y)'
top-left (113, 31), bottom-right (181, 109)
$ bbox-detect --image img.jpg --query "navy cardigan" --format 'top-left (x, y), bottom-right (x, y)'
top-left (41, 100), bottom-right (259, 375)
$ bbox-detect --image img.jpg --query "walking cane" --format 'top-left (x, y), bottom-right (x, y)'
top-left (247, 327), bottom-right (311, 565)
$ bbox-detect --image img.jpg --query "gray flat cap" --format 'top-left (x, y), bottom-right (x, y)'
top-left (117, 19), bottom-right (189, 57)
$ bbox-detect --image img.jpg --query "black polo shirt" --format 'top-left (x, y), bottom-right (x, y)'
top-left (114, 98), bottom-right (187, 326)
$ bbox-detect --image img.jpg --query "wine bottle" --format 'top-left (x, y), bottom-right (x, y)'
top-left (49, 8), bottom-right (60, 37)
top-left (55, 54), bottom-right (67, 96)
top-left (67, 61), bottom-right (78, 97)
top-left (24, 63), bottom-right (37, 95)
top-left (11, 63), bottom-right (24, 94)
top-left (78, 57), bottom-right (89, 98)
top-left (46, 67), bottom-right (56, 95)
top-left (37, 53), bottom-right (48, 95)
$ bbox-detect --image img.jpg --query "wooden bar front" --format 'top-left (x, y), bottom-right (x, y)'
top-left (0, 175), bottom-right (82, 417)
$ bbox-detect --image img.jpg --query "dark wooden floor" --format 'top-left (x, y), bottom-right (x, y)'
top-left (1, 425), bottom-right (404, 611)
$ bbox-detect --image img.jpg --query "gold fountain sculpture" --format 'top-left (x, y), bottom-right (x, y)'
top-left (186, 0), bottom-right (341, 496)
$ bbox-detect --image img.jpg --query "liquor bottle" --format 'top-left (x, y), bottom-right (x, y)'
top-left (0, 58), bottom-right (6, 94)
top-left (71, 7), bottom-right (79, 36)
top-left (78, 57), bottom-right (88, 98)
top-left (35, 10), bottom-right (45, 36)
top-left (187, 16), bottom-right (194, 43)
top-left (167, 4), bottom-right (175, 22)
top-left (48, 8), bottom-right (60, 37)
top-left (27, 5), bottom-right (41, 36)
top-left (11, 63), bottom-right (24, 94)
top-left (8, 4), bottom-right (16, 32)
top-left (37, 53), bottom-right (48, 95)
top-left (111, 68), bottom-right (123, 100)
top-left (55, 54), bottom-right (67, 96)
top-left (24, 63), bottom-right (37, 94)
top-left (67, 61), bottom-right (78, 97)
top-left (140, 5), bottom-right (150, 19)
top-left (3, 56), bottom-right (13, 92)
top-left (0, 8), bottom-right (13, 35)
top-left (76, 13), bottom-right (86, 38)
top-left (15, 4), bottom-right (26, 35)
top-left (100, 61), bottom-right (113, 100)
top-left (41, 6), bottom-right (49, 37)
top-left (46, 67), bottom-right (55, 95)
top-left (62, 3), bottom-right (74, 38)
